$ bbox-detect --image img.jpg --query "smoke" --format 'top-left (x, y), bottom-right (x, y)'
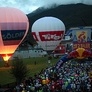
top-left (0, 0), bottom-right (92, 14)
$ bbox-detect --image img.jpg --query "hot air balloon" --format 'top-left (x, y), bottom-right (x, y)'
top-left (32, 17), bottom-right (65, 51)
top-left (68, 50), bottom-right (79, 58)
top-left (0, 7), bottom-right (29, 62)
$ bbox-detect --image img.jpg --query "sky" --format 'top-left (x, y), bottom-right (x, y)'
top-left (0, 0), bottom-right (92, 14)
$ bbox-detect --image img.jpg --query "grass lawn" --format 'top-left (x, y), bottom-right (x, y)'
top-left (0, 57), bottom-right (59, 86)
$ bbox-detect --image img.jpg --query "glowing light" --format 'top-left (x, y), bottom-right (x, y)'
top-left (3, 54), bottom-right (10, 62)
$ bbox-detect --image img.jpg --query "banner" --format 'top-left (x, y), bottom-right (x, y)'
top-left (55, 54), bottom-right (72, 69)
top-left (72, 28), bottom-right (91, 50)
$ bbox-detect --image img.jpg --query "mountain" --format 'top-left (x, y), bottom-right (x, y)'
top-left (22, 3), bottom-right (92, 46)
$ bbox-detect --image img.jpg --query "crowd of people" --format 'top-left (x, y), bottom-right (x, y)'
top-left (14, 59), bottom-right (92, 92)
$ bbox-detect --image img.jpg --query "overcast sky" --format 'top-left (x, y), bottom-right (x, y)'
top-left (0, 0), bottom-right (92, 14)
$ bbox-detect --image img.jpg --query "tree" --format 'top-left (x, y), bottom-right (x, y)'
top-left (10, 57), bottom-right (29, 84)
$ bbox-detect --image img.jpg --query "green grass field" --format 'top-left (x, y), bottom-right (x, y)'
top-left (0, 57), bottom-right (59, 86)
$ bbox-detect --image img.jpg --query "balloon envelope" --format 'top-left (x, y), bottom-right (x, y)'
top-left (32, 17), bottom-right (65, 51)
top-left (0, 7), bottom-right (29, 61)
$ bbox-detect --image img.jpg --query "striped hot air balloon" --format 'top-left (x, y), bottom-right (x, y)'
top-left (0, 7), bottom-right (29, 62)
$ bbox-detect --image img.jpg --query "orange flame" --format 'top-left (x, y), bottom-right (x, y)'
top-left (3, 54), bottom-right (10, 62)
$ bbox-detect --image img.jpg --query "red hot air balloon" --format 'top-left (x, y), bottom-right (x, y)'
top-left (0, 7), bottom-right (29, 62)
top-left (82, 50), bottom-right (92, 58)
top-left (32, 17), bottom-right (65, 51)
top-left (68, 50), bottom-right (79, 58)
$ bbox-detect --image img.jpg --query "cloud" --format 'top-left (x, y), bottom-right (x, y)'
top-left (0, 0), bottom-right (92, 14)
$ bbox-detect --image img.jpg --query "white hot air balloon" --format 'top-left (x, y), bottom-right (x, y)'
top-left (32, 17), bottom-right (65, 51)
